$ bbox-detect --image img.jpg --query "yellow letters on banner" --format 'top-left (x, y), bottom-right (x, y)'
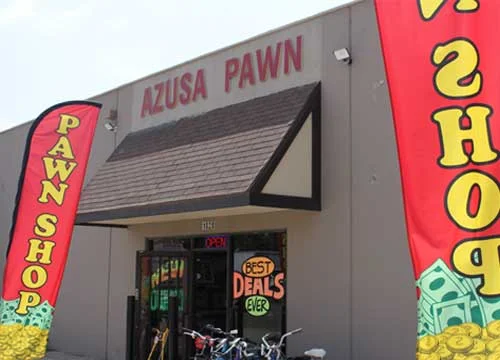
top-left (34, 213), bottom-right (58, 238)
top-left (418, 0), bottom-right (479, 20)
top-left (446, 171), bottom-right (500, 230)
top-left (15, 113), bottom-right (82, 315)
top-left (17, 291), bottom-right (41, 315)
top-left (432, 39), bottom-right (481, 98)
top-left (25, 239), bottom-right (56, 265)
top-left (56, 114), bottom-right (80, 135)
top-left (433, 105), bottom-right (497, 167)
top-left (452, 237), bottom-right (500, 296)
top-left (42, 157), bottom-right (77, 182)
top-left (47, 136), bottom-right (75, 159)
top-left (38, 181), bottom-right (69, 206)
top-left (21, 265), bottom-right (48, 289)
top-left (423, 0), bottom-right (500, 296)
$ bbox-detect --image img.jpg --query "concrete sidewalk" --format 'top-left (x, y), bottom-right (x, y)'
top-left (42, 352), bottom-right (95, 360)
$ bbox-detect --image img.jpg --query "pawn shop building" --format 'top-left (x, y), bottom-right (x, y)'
top-left (0, 1), bottom-right (418, 359)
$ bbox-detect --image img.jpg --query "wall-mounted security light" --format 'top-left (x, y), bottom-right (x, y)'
top-left (334, 48), bottom-right (352, 65)
top-left (104, 109), bottom-right (118, 132)
top-left (104, 120), bottom-right (117, 132)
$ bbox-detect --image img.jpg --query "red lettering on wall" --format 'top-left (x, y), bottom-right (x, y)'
top-left (257, 43), bottom-right (282, 81)
top-left (153, 83), bottom-right (165, 114)
top-left (284, 35), bottom-right (302, 74)
top-left (180, 72), bottom-right (193, 105)
top-left (193, 69), bottom-right (207, 102)
top-left (140, 35), bottom-right (304, 118)
top-left (224, 35), bottom-right (303, 94)
top-left (225, 58), bottom-right (240, 93)
top-left (141, 87), bottom-right (153, 118)
top-left (165, 78), bottom-right (178, 110)
top-left (239, 53), bottom-right (256, 89)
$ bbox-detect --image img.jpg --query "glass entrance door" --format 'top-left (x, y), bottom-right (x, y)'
top-left (136, 252), bottom-right (188, 360)
top-left (192, 251), bottom-right (227, 331)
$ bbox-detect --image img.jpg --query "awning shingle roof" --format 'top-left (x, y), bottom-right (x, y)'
top-left (77, 82), bottom-right (320, 223)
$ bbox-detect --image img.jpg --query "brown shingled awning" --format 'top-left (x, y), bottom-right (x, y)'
top-left (76, 82), bottom-right (321, 226)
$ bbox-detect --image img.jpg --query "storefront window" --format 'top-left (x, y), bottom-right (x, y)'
top-left (232, 232), bottom-right (287, 342)
top-left (137, 231), bottom-right (287, 358)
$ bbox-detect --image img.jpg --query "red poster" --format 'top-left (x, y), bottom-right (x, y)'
top-left (375, 0), bottom-right (500, 357)
top-left (0, 101), bottom-right (101, 359)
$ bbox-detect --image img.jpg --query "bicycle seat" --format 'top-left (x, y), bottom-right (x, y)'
top-left (304, 348), bottom-right (326, 359)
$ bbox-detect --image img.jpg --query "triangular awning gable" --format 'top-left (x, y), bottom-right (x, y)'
top-left (261, 113), bottom-right (313, 198)
top-left (76, 83), bottom-right (321, 226)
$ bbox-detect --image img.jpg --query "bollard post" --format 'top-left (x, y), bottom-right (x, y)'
top-left (126, 295), bottom-right (135, 360)
top-left (168, 296), bottom-right (178, 360)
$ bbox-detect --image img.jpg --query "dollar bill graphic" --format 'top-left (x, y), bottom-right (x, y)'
top-left (459, 277), bottom-right (487, 326)
top-left (416, 258), bottom-right (500, 338)
top-left (431, 295), bottom-right (472, 333)
top-left (418, 296), bottom-right (435, 327)
top-left (464, 277), bottom-right (500, 324)
top-left (416, 258), bottom-right (469, 303)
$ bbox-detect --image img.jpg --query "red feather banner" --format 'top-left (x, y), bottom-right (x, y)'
top-left (0, 101), bottom-right (101, 359)
top-left (374, 0), bottom-right (500, 358)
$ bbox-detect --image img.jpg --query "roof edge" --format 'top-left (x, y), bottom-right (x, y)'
top-left (88, 0), bottom-right (362, 100)
top-left (3, 0), bottom-right (362, 135)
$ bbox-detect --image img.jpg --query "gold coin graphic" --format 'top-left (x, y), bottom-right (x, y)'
top-left (469, 339), bottom-right (487, 354)
top-left (438, 333), bottom-right (451, 344)
top-left (417, 353), bottom-right (440, 360)
top-left (487, 352), bottom-right (500, 360)
top-left (466, 355), bottom-right (486, 360)
top-left (487, 353), bottom-right (500, 360)
top-left (436, 344), bottom-right (454, 360)
top-left (445, 326), bottom-right (469, 336)
top-left (419, 335), bottom-right (439, 354)
top-left (487, 321), bottom-right (500, 338)
top-left (446, 335), bottom-right (474, 353)
top-left (462, 323), bottom-right (483, 338)
top-left (487, 339), bottom-right (500, 353)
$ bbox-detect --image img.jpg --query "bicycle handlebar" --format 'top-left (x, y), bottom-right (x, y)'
top-left (211, 337), bottom-right (242, 356)
top-left (205, 324), bottom-right (238, 337)
top-left (261, 328), bottom-right (303, 349)
top-left (182, 328), bottom-right (205, 340)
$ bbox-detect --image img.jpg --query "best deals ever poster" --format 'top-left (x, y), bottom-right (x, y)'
top-left (374, 0), bottom-right (500, 358)
top-left (0, 102), bottom-right (101, 360)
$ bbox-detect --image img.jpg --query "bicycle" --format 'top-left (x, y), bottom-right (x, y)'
top-left (260, 328), bottom-right (303, 360)
top-left (233, 338), bottom-right (261, 360)
top-left (183, 325), bottom-right (239, 360)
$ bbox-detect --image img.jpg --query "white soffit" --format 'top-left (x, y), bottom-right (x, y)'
top-left (262, 113), bottom-right (312, 197)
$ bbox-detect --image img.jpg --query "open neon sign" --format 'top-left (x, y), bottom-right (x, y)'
top-left (204, 235), bottom-right (227, 249)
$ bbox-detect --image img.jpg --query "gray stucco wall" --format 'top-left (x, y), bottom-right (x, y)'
top-left (0, 1), bottom-right (417, 359)
top-left (350, 2), bottom-right (415, 360)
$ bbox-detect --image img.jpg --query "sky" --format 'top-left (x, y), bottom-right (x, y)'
top-left (0, 0), bottom-right (352, 132)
